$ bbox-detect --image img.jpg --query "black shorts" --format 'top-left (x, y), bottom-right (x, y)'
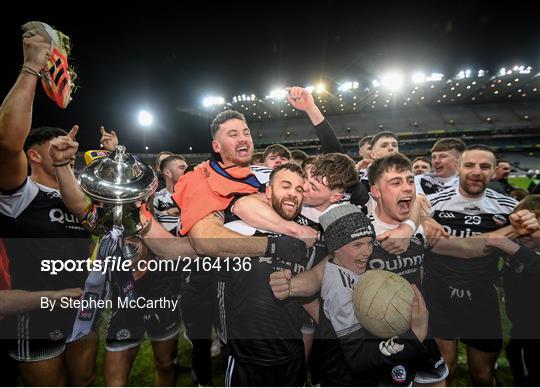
top-left (225, 355), bottom-right (306, 386)
top-left (182, 271), bottom-right (216, 340)
top-left (423, 274), bottom-right (503, 353)
top-left (7, 309), bottom-right (77, 362)
top-left (506, 338), bottom-right (540, 386)
top-left (105, 270), bottom-right (181, 351)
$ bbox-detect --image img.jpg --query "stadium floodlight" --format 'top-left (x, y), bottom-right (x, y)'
top-left (145, 146), bottom-right (149, 151)
top-left (381, 72), bottom-right (403, 91)
top-left (456, 69), bottom-right (472, 80)
top-left (478, 69), bottom-right (486, 77)
top-left (513, 65), bottom-right (532, 74)
top-left (315, 83), bottom-right (326, 94)
top-left (203, 96), bottom-right (225, 107)
top-left (412, 72), bottom-right (426, 84)
top-left (372, 79), bottom-right (381, 88)
top-left (338, 81), bottom-right (359, 91)
top-left (138, 110), bottom-right (153, 126)
top-left (233, 94), bottom-right (257, 102)
top-left (426, 73), bottom-right (444, 82)
top-left (266, 88), bottom-right (288, 99)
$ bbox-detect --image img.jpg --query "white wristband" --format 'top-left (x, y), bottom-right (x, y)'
top-left (401, 219), bottom-right (416, 232)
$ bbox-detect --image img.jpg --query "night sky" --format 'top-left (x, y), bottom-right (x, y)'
top-left (1, 3), bottom-right (539, 154)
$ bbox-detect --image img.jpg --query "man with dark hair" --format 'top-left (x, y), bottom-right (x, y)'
top-left (154, 151), bottom-right (173, 190)
top-left (154, 154), bottom-right (187, 234)
top-left (370, 132), bottom-right (399, 160)
top-left (415, 137), bottom-right (466, 195)
top-left (356, 135), bottom-right (373, 171)
top-left (290, 149), bottom-right (308, 165)
top-left (251, 152), bottom-right (264, 166)
top-left (0, 29), bottom-right (96, 386)
top-left (412, 157), bottom-right (432, 176)
top-left (358, 135), bottom-right (373, 158)
top-left (139, 109), bottom-right (309, 385)
top-left (424, 144), bottom-right (520, 385)
top-left (263, 144), bottom-right (291, 169)
top-left (220, 163), bottom-right (312, 386)
top-left (488, 159), bottom-right (516, 196)
top-left (355, 131), bottom-right (400, 191)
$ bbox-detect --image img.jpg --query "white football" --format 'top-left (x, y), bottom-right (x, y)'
top-left (352, 269), bottom-right (415, 338)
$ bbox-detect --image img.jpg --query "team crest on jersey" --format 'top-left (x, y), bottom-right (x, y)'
top-left (46, 190), bottom-right (62, 199)
top-left (492, 214), bottom-right (507, 226)
top-left (258, 257), bottom-right (273, 264)
top-left (439, 211), bottom-right (455, 219)
top-left (391, 365), bottom-right (407, 383)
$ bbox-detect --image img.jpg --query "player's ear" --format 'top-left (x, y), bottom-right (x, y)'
top-left (265, 184), bottom-right (272, 202)
top-left (26, 148), bottom-right (41, 163)
top-left (329, 191), bottom-right (343, 204)
top-left (370, 184), bottom-right (381, 200)
top-left (211, 139), bottom-right (221, 154)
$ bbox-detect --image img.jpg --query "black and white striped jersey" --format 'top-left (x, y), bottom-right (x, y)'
top-left (249, 165), bottom-right (272, 186)
top-left (415, 172), bottom-right (459, 196)
top-left (426, 186), bottom-right (517, 288)
top-left (366, 200), bottom-right (427, 288)
top-left (358, 168), bottom-right (371, 192)
top-left (153, 188), bottom-right (180, 235)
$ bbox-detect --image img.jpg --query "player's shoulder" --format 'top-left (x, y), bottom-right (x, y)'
top-left (250, 165), bottom-right (271, 184)
top-left (484, 188), bottom-right (518, 210)
top-left (416, 171), bottom-right (437, 182)
top-left (154, 187), bottom-right (169, 198)
top-left (427, 186), bottom-right (457, 206)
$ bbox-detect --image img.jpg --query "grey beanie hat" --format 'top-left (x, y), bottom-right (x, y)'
top-left (319, 204), bottom-right (375, 252)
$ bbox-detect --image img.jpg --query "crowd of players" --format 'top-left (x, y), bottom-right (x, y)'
top-left (1, 24), bottom-right (540, 387)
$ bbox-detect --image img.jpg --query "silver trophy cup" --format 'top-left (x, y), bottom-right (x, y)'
top-left (79, 145), bottom-right (157, 236)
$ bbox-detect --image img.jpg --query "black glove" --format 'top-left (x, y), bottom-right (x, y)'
top-left (265, 235), bottom-right (307, 261)
top-left (309, 240), bottom-right (329, 266)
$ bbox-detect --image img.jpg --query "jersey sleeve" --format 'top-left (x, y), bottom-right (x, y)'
top-left (321, 276), bottom-right (361, 337)
top-left (314, 119), bottom-right (344, 154)
top-left (0, 178), bottom-right (37, 218)
top-left (415, 175), bottom-right (425, 196)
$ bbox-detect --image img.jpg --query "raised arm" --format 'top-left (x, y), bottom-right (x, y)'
top-left (287, 86), bottom-right (344, 154)
top-left (48, 126), bottom-right (92, 219)
top-left (0, 34), bottom-right (51, 190)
